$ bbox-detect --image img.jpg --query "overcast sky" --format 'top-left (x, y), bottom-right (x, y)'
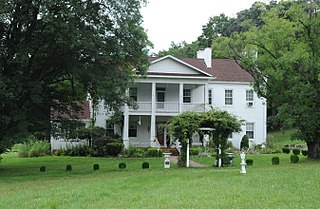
top-left (141, 0), bottom-right (264, 53)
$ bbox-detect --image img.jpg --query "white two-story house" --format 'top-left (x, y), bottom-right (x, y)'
top-left (95, 48), bottom-right (267, 149)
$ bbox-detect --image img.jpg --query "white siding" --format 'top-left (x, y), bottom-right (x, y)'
top-left (149, 58), bottom-right (201, 74)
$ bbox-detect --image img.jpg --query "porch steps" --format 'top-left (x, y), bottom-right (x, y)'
top-left (160, 148), bottom-right (179, 156)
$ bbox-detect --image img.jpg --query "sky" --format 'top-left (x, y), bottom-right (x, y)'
top-left (141, 0), bottom-right (263, 53)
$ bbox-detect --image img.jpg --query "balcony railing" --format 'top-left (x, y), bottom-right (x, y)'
top-left (129, 101), bottom-right (206, 113)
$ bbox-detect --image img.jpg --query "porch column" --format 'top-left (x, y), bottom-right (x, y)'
top-left (179, 83), bottom-right (183, 113)
top-left (150, 82), bottom-right (156, 147)
top-left (204, 83), bottom-right (209, 111)
top-left (123, 105), bottom-right (129, 149)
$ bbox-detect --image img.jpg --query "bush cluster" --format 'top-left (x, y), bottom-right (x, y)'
top-left (290, 155), bottom-right (299, 163)
top-left (119, 162), bottom-right (126, 169)
top-left (292, 148), bottom-right (300, 155)
top-left (189, 147), bottom-right (202, 156)
top-left (246, 159), bottom-right (253, 166)
top-left (17, 139), bottom-right (51, 158)
top-left (55, 145), bottom-right (93, 157)
top-left (146, 148), bottom-right (163, 157)
top-left (271, 157), bottom-right (280, 165)
top-left (282, 147), bottom-right (290, 154)
top-left (142, 162), bottom-right (149, 169)
top-left (122, 147), bottom-right (146, 158)
top-left (301, 150), bottom-right (308, 156)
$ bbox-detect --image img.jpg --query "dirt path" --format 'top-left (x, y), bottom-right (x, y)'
top-left (170, 156), bottom-right (208, 168)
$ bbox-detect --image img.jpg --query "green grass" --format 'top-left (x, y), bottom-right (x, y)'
top-left (1, 153), bottom-right (319, 209)
top-left (268, 129), bottom-right (306, 147)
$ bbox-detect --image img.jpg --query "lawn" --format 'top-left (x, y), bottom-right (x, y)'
top-left (0, 152), bottom-right (319, 209)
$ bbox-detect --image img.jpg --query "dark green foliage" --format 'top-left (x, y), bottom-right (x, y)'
top-left (93, 164), bottom-right (99, 171)
top-left (123, 147), bottom-right (146, 158)
top-left (246, 159), bottom-right (253, 166)
top-left (189, 147), bottom-right (202, 156)
top-left (146, 148), bottom-right (163, 157)
top-left (301, 150), bottom-right (308, 156)
top-left (292, 149), bottom-right (300, 156)
top-left (240, 135), bottom-right (249, 151)
top-left (0, 0), bottom-right (150, 154)
top-left (290, 155), bottom-right (299, 164)
top-left (66, 165), bottom-right (72, 171)
top-left (40, 166), bottom-right (46, 172)
top-left (105, 143), bottom-right (124, 156)
top-left (142, 162), bottom-right (149, 169)
top-left (271, 157), bottom-right (280, 165)
top-left (282, 147), bottom-right (290, 154)
top-left (119, 162), bottom-right (126, 169)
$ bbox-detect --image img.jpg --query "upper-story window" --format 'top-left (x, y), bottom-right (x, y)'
top-left (130, 87), bottom-right (137, 101)
top-left (183, 89), bottom-right (191, 103)
top-left (246, 123), bottom-right (254, 139)
top-left (208, 89), bottom-right (213, 105)
top-left (225, 89), bottom-right (233, 105)
top-left (246, 90), bottom-right (254, 101)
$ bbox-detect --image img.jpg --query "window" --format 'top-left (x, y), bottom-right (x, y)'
top-left (246, 123), bottom-right (254, 139)
top-left (225, 90), bottom-right (233, 105)
top-left (130, 87), bottom-right (137, 101)
top-left (228, 132), bottom-right (233, 139)
top-left (106, 121), bottom-right (114, 135)
top-left (129, 123), bottom-right (137, 137)
top-left (208, 89), bottom-right (212, 105)
top-left (246, 90), bottom-right (254, 101)
top-left (183, 89), bottom-right (191, 103)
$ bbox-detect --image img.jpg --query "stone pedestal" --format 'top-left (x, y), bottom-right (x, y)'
top-left (163, 153), bottom-right (172, 168)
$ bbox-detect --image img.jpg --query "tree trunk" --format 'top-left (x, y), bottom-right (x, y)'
top-left (307, 139), bottom-right (320, 159)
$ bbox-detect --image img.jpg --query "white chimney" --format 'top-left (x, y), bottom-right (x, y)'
top-left (197, 47), bottom-right (212, 68)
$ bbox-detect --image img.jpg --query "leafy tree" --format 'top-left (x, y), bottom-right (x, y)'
top-left (166, 111), bottom-right (201, 167)
top-left (229, 1), bottom-right (320, 159)
top-left (0, 0), bottom-right (150, 153)
top-left (166, 109), bottom-right (242, 167)
top-left (157, 41), bottom-right (200, 58)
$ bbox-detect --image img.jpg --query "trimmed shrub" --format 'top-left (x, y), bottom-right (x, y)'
top-left (66, 164), bottom-right (72, 171)
top-left (271, 157), bottom-right (280, 165)
top-left (40, 166), bottom-right (46, 172)
top-left (146, 148), bottom-right (163, 157)
top-left (119, 162), bottom-right (126, 169)
top-left (123, 147), bottom-right (146, 158)
top-left (93, 164), bottom-right (99, 171)
top-left (292, 148), bottom-right (300, 156)
top-left (142, 162), bottom-right (149, 169)
top-left (290, 155), bottom-right (299, 163)
top-left (282, 147), bottom-right (290, 154)
top-left (240, 135), bottom-right (249, 151)
top-left (301, 150), bottom-right (308, 156)
top-left (105, 143), bottom-right (124, 156)
top-left (246, 159), bottom-right (253, 166)
top-left (189, 147), bottom-right (202, 156)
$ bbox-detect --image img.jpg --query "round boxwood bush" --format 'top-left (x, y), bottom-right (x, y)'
top-left (40, 166), bottom-right (46, 172)
top-left (290, 155), bottom-right (299, 164)
top-left (142, 162), bottom-right (149, 169)
top-left (301, 150), bottom-right (308, 156)
top-left (292, 148), bottom-right (300, 155)
top-left (246, 159), bottom-right (253, 166)
top-left (93, 164), bottom-right (99, 171)
top-left (282, 147), bottom-right (290, 154)
top-left (271, 157), bottom-right (280, 165)
top-left (119, 162), bottom-right (126, 169)
top-left (66, 164), bottom-right (72, 171)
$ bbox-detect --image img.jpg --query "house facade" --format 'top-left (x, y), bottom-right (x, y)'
top-left (95, 48), bottom-right (267, 149)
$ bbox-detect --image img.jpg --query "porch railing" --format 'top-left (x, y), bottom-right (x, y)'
top-left (129, 102), bottom-right (206, 113)
top-left (182, 103), bottom-right (205, 112)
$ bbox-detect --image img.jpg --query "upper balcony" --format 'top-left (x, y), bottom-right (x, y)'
top-left (128, 82), bottom-right (208, 114)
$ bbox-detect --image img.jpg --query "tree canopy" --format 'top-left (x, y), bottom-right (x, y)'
top-left (0, 0), bottom-right (150, 153)
top-left (229, 1), bottom-right (320, 159)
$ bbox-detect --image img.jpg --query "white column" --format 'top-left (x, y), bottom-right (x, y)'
top-left (123, 105), bottom-right (129, 149)
top-left (204, 83), bottom-right (209, 111)
top-left (150, 82), bottom-right (156, 147)
top-left (186, 139), bottom-right (190, 167)
top-left (179, 83), bottom-right (183, 113)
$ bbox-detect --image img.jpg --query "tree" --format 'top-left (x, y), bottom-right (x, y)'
top-left (166, 109), bottom-right (242, 167)
top-left (229, 1), bottom-right (320, 159)
top-left (0, 0), bottom-right (150, 153)
top-left (157, 41), bottom-right (200, 58)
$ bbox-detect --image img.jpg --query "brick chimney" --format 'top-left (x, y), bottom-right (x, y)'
top-left (197, 48), bottom-right (212, 68)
